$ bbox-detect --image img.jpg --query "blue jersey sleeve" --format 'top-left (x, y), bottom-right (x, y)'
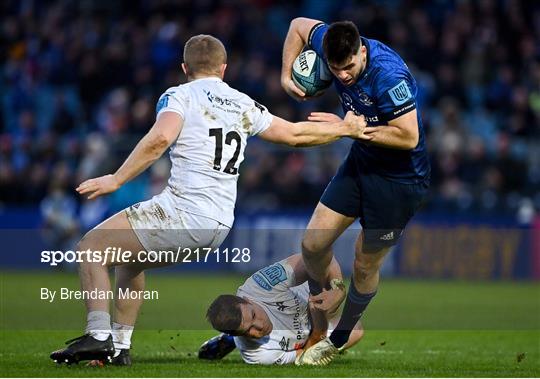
top-left (156, 87), bottom-right (187, 119)
top-left (375, 69), bottom-right (417, 122)
top-left (307, 22), bottom-right (328, 58)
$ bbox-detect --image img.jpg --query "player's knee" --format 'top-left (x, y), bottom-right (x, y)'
top-left (301, 237), bottom-right (329, 258)
top-left (76, 230), bottom-right (105, 265)
top-left (76, 235), bottom-right (93, 260)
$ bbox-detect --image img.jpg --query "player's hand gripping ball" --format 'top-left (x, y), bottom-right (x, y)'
top-left (292, 50), bottom-right (332, 97)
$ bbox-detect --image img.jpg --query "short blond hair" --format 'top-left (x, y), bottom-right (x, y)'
top-left (183, 34), bottom-right (227, 76)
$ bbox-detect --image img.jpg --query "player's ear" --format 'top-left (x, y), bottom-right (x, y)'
top-left (220, 63), bottom-right (227, 79)
top-left (181, 63), bottom-right (189, 76)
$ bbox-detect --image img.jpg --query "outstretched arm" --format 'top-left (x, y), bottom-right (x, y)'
top-left (309, 110), bottom-right (419, 150)
top-left (77, 112), bottom-right (183, 199)
top-left (258, 111), bottom-right (371, 147)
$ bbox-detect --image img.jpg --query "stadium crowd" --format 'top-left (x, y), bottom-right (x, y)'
top-left (1, 0), bottom-right (539, 233)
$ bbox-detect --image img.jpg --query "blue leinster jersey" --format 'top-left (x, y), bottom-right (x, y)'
top-left (309, 23), bottom-right (430, 184)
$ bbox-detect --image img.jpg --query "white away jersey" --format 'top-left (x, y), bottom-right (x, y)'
top-left (234, 260), bottom-right (311, 365)
top-left (155, 77), bottom-right (273, 227)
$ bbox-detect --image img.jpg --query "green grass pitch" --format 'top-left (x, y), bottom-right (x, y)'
top-left (1, 271), bottom-right (539, 377)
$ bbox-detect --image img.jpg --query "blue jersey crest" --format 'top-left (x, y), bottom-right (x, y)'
top-left (388, 80), bottom-right (413, 106)
top-left (252, 263), bottom-right (287, 291)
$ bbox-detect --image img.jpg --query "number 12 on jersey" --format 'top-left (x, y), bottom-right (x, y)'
top-left (209, 128), bottom-right (241, 175)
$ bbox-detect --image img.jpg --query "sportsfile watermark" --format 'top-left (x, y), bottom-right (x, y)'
top-left (40, 247), bottom-right (251, 266)
top-left (0, 226), bottom-right (536, 331)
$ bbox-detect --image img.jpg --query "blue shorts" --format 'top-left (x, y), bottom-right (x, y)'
top-left (320, 154), bottom-right (429, 252)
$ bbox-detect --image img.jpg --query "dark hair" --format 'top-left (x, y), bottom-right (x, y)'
top-left (183, 34), bottom-right (227, 75)
top-left (323, 21), bottom-right (361, 65)
top-left (206, 294), bottom-right (248, 335)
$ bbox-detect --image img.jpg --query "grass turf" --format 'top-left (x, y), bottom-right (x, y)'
top-left (0, 271), bottom-right (539, 377)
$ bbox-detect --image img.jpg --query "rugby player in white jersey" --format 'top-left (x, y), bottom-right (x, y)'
top-left (199, 253), bottom-right (363, 365)
top-left (49, 34), bottom-right (369, 366)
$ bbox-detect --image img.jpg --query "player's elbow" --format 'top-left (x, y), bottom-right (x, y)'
top-left (290, 17), bottom-right (312, 39)
top-left (292, 17), bottom-right (316, 25)
top-left (404, 132), bottom-right (419, 150)
top-left (147, 133), bottom-right (170, 155)
top-left (399, 126), bottom-right (419, 150)
top-left (290, 17), bottom-right (305, 30)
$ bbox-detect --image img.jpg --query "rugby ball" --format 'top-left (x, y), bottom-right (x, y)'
top-left (292, 50), bottom-right (332, 96)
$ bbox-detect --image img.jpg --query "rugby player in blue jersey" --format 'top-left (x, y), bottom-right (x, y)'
top-left (281, 18), bottom-right (430, 365)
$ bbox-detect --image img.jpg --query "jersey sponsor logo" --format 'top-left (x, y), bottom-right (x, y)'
top-left (392, 102), bottom-right (415, 116)
top-left (388, 80), bottom-right (412, 106)
top-left (291, 296), bottom-right (305, 340)
top-left (156, 94), bottom-right (170, 114)
top-left (380, 231), bottom-right (394, 241)
top-left (365, 115), bottom-right (379, 123)
top-left (341, 93), bottom-right (379, 124)
top-left (204, 90), bottom-right (241, 109)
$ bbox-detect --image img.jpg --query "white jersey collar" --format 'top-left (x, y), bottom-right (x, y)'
top-left (189, 76), bottom-right (223, 83)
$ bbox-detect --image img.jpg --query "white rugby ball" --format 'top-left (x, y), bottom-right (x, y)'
top-left (292, 50), bottom-right (332, 96)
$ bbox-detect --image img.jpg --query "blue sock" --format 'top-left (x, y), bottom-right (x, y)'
top-left (330, 280), bottom-right (377, 348)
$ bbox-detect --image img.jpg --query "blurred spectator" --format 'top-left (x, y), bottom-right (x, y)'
top-left (1, 0), bottom-right (538, 225)
top-left (40, 182), bottom-right (79, 252)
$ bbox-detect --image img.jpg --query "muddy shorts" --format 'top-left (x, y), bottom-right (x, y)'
top-left (125, 190), bottom-right (230, 252)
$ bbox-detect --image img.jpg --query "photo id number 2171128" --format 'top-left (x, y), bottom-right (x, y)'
top-left (178, 247), bottom-right (251, 263)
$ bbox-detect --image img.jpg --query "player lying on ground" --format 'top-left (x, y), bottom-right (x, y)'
top-left (281, 18), bottom-right (430, 365)
top-left (199, 253), bottom-right (363, 365)
top-left (49, 34), bottom-right (369, 366)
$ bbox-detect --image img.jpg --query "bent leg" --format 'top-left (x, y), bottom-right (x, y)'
top-left (78, 210), bottom-right (144, 315)
top-left (304, 154), bottom-right (361, 293)
top-left (330, 175), bottom-right (428, 349)
top-left (302, 202), bottom-right (355, 291)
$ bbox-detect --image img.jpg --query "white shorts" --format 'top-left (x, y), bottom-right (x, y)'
top-left (125, 190), bottom-right (230, 252)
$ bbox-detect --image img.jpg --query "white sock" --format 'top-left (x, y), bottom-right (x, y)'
top-left (85, 311), bottom-right (111, 341)
top-left (112, 322), bottom-right (134, 353)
